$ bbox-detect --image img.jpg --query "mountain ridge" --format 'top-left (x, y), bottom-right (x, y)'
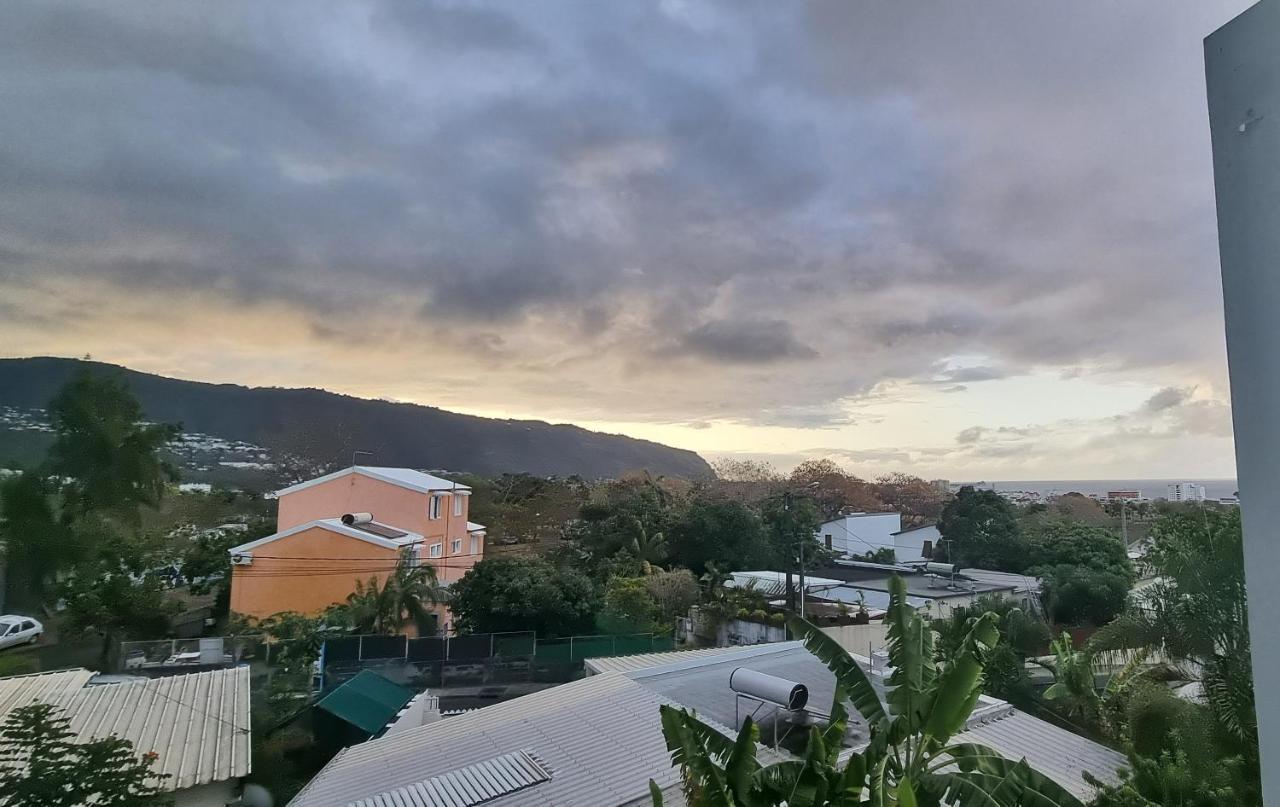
top-left (0, 357), bottom-right (712, 480)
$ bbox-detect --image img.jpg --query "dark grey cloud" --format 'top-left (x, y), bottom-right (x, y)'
top-left (1145, 386), bottom-right (1194, 412)
top-left (679, 319), bottom-right (816, 364)
top-left (0, 0), bottom-right (1249, 427)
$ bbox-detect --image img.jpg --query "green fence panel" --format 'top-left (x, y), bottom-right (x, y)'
top-left (570, 635), bottom-right (616, 661)
top-left (493, 632), bottom-right (537, 657)
top-left (534, 638), bottom-right (572, 663)
top-left (612, 634), bottom-right (654, 656)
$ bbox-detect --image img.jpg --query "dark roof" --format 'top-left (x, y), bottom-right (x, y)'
top-left (892, 523), bottom-right (939, 535)
top-left (316, 670), bottom-right (414, 735)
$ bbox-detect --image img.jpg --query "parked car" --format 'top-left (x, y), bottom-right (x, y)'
top-left (0, 616), bottom-right (42, 650)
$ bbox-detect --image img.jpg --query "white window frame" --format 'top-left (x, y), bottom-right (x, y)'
top-left (452, 494), bottom-right (464, 517)
top-left (451, 538), bottom-right (462, 555)
top-left (429, 495), bottom-right (442, 520)
top-left (428, 543), bottom-right (443, 558)
top-left (470, 533), bottom-right (481, 554)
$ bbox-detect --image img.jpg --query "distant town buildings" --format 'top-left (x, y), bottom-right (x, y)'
top-left (1106, 489), bottom-right (1142, 500)
top-left (1167, 481), bottom-right (1207, 502)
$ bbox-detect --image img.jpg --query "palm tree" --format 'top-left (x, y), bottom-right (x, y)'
top-left (632, 518), bottom-right (669, 573)
top-left (652, 576), bottom-right (1083, 806)
top-left (340, 551), bottom-right (447, 634)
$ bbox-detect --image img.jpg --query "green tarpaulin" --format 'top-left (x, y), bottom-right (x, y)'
top-left (315, 670), bottom-right (414, 735)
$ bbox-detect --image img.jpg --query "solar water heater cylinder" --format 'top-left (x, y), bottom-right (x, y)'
top-left (729, 668), bottom-right (808, 710)
top-left (342, 512), bottom-right (373, 525)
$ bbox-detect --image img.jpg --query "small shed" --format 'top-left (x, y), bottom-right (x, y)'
top-left (314, 670), bottom-right (415, 748)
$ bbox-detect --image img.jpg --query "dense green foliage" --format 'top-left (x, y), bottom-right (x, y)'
top-left (934, 595), bottom-right (1049, 707)
top-left (1085, 508), bottom-right (1258, 805)
top-left (45, 370), bottom-right (180, 524)
top-left (937, 486), bottom-right (1023, 569)
top-left (654, 577), bottom-right (1083, 806)
top-left (0, 703), bottom-right (170, 806)
top-left (449, 556), bottom-right (598, 637)
top-left (331, 552), bottom-right (448, 634)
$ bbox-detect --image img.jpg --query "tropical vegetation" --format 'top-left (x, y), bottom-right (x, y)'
top-left (653, 576), bottom-right (1085, 806)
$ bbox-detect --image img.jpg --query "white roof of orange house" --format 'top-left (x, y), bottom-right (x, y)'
top-left (277, 466), bottom-right (471, 497)
top-left (0, 667), bottom-right (251, 793)
top-left (229, 518), bottom-right (425, 556)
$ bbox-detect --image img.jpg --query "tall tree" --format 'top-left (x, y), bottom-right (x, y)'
top-left (665, 498), bottom-right (771, 576)
top-left (45, 370), bottom-right (180, 524)
top-left (937, 486), bottom-right (1024, 570)
top-left (0, 702), bottom-right (170, 806)
top-left (450, 556), bottom-right (597, 638)
top-left (58, 528), bottom-right (177, 664)
top-left (0, 472), bottom-right (73, 609)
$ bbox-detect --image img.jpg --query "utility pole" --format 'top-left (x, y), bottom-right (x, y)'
top-left (1119, 497), bottom-right (1128, 547)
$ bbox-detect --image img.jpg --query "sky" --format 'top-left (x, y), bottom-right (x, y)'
top-left (0, 1), bottom-right (1252, 480)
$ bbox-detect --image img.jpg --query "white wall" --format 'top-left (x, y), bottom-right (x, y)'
top-left (893, 525), bottom-right (940, 563)
top-left (1206, 3), bottom-right (1280, 802)
top-left (819, 513), bottom-right (902, 557)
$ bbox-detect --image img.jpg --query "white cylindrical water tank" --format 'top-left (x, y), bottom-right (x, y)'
top-left (925, 562), bottom-right (957, 576)
top-left (729, 668), bottom-right (808, 710)
top-left (342, 512), bottom-right (373, 525)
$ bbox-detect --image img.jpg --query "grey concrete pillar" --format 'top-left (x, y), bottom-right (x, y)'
top-left (1206, 1), bottom-right (1279, 801)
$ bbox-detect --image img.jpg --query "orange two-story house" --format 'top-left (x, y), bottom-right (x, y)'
top-left (227, 466), bottom-right (485, 630)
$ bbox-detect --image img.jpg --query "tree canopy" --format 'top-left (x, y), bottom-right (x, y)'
top-left (937, 486), bottom-right (1023, 570)
top-left (450, 556), bottom-right (598, 637)
top-left (45, 370), bottom-right (180, 524)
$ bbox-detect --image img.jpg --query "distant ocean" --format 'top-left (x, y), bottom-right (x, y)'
top-left (958, 479), bottom-right (1239, 501)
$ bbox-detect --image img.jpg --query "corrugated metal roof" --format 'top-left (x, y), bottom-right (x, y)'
top-left (316, 670), bottom-right (415, 735)
top-left (349, 750), bottom-right (551, 807)
top-left (584, 645), bottom-right (756, 675)
top-left (277, 467), bottom-right (469, 497)
top-left (289, 672), bottom-right (697, 807)
top-left (949, 709), bottom-right (1125, 800)
top-left (0, 667), bottom-right (251, 792)
top-left (0, 669), bottom-right (95, 713)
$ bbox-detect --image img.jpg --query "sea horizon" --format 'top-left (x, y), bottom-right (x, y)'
top-left (955, 478), bottom-right (1239, 500)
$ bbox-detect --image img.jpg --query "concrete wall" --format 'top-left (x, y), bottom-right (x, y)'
top-left (893, 525), bottom-right (940, 563)
top-left (819, 623), bottom-right (891, 658)
top-left (231, 524), bottom-right (399, 619)
top-left (1206, 3), bottom-right (1280, 802)
top-left (174, 779), bottom-right (238, 807)
top-left (820, 513), bottom-right (902, 557)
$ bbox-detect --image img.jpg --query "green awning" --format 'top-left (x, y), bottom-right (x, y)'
top-left (315, 670), bottom-right (415, 735)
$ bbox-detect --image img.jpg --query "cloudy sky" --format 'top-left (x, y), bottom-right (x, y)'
top-left (0, 1), bottom-right (1250, 480)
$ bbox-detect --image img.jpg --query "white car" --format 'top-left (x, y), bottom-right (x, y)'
top-left (0, 616), bottom-right (42, 650)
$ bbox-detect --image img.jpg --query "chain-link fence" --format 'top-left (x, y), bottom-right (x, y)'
top-left (317, 631), bottom-right (675, 691)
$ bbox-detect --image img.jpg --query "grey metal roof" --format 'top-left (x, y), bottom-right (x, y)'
top-left (625, 642), bottom-right (1122, 799)
top-left (0, 667), bottom-right (251, 792)
top-left (584, 646), bottom-right (756, 675)
top-left (289, 672), bottom-right (696, 807)
top-left (349, 750), bottom-right (552, 807)
top-left (950, 709), bottom-right (1125, 800)
top-left (293, 642), bottom-right (1123, 806)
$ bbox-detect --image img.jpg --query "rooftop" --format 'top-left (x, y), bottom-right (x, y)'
top-left (316, 670), bottom-right (416, 736)
top-left (229, 517), bottom-right (425, 556)
top-left (292, 642), bottom-right (1123, 805)
top-left (0, 667), bottom-right (251, 792)
top-left (277, 466), bottom-right (471, 497)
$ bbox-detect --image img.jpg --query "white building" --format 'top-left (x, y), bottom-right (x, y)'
top-left (817, 513), bottom-right (938, 563)
top-left (1167, 481), bottom-right (1207, 502)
